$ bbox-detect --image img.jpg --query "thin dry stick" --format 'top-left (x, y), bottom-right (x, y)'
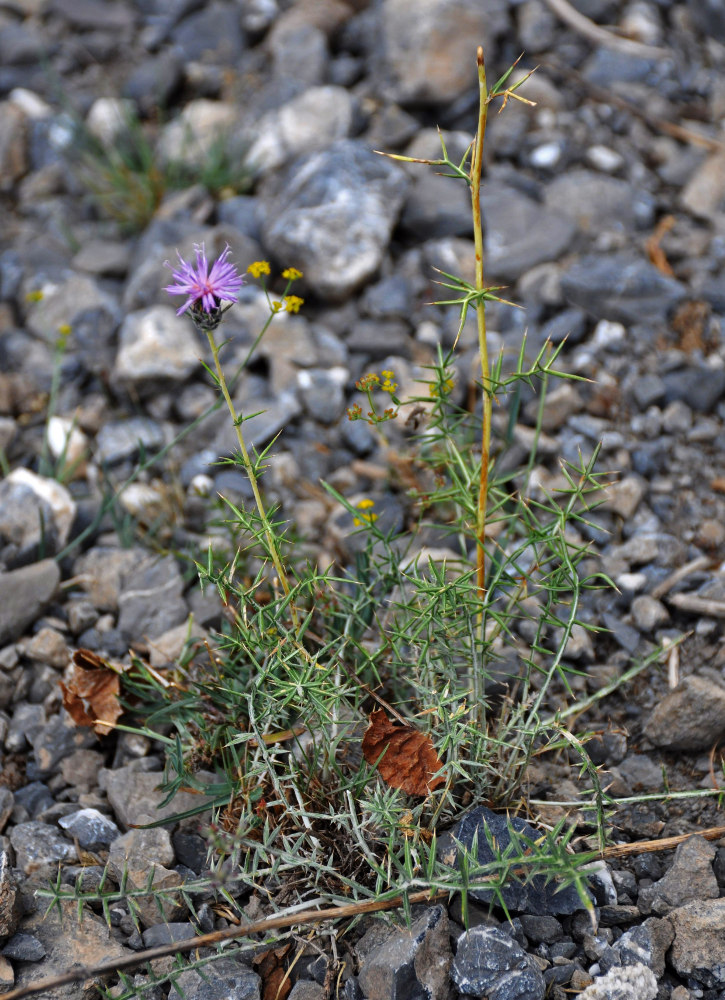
top-left (8, 825), bottom-right (725, 1000)
top-left (472, 45), bottom-right (491, 614)
top-left (542, 0), bottom-right (667, 60)
top-left (0, 889), bottom-right (447, 1000)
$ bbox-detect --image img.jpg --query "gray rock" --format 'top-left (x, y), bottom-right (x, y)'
top-left (73, 546), bottom-right (141, 612)
top-left (452, 926), bottom-right (545, 1000)
top-left (381, 0), bottom-right (507, 105)
top-left (630, 595), bottom-right (669, 632)
top-left (31, 710), bottom-right (97, 777)
top-left (167, 957), bottom-right (261, 1000)
top-left (441, 806), bottom-right (591, 916)
top-left (95, 417), bottom-right (167, 465)
top-left (400, 171), bottom-right (472, 240)
top-left (0, 560), bottom-right (59, 645)
top-left (560, 254), bottom-right (686, 324)
top-left (661, 365), bottom-right (725, 413)
top-left (357, 905), bottom-right (451, 1000)
top-left (141, 922), bottom-right (197, 947)
top-left (544, 170), bottom-right (650, 234)
top-left (6, 704), bottom-right (46, 753)
top-left (108, 826), bottom-right (184, 928)
top-left (23, 273), bottom-right (121, 372)
top-left (12, 898), bottom-right (130, 999)
top-left (297, 367), bottom-right (348, 425)
top-left (248, 86), bottom-right (353, 176)
top-left (481, 185), bottom-right (577, 282)
top-left (117, 553), bottom-right (188, 642)
top-left (114, 306), bottom-right (201, 387)
top-left (517, 914), bottom-right (562, 944)
top-left (101, 762), bottom-right (206, 829)
top-left (261, 140), bottom-right (408, 302)
top-left (289, 982), bottom-right (325, 1000)
top-left (0, 470), bottom-right (75, 568)
top-left (0, 103), bottom-right (27, 192)
top-left (613, 917), bottom-right (674, 978)
top-left (669, 898), bottom-right (725, 987)
top-left (58, 809), bottom-right (120, 849)
top-left (638, 835), bottom-right (718, 915)
top-left (644, 675), bottom-right (725, 751)
top-left (8, 821), bottom-right (76, 875)
top-left (2, 933), bottom-right (46, 962)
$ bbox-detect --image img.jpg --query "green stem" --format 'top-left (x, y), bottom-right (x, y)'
top-left (471, 46), bottom-right (491, 622)
top-left (205, 329), bottom-right (298, 628)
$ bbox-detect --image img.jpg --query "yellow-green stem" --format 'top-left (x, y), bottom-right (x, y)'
top-left (471, 46), bottom-right (491, 615)
top-left (205, 329), bottom-right (298, 629)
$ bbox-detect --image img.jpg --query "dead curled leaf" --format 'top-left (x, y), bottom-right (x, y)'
top-left (59, 649), bottom-right (123, 736)
top-left (362, 710), bottom-right (445, 797)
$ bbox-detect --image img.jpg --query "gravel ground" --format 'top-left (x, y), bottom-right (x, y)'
top-left (2, 0), bottom-right (725, 998)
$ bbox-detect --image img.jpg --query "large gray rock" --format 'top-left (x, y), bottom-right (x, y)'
top-left (644, 675), bottom-right (725, 751)
top-left (117, 553), bottom-right (188, 641)
top-left (452, 926), bottom-right (545, 1000)
top-left (114, 305), bottom-right (201, 387)
top-left (669, 898), bottom-right (725, 988)
top-left (0, 560), bottom-right (59, 645)
top-left (260, 140), bottom-right (408, 302)
top-left (380, 0), bottom-right (507, 105)
top-left (560, 253), bottom-right (686, 324)
top-left (247, 86), bottom-right (354, 176)
top-left (0, 470), bottom-right (75, 568)
top-left (637, 835), bottom-right (718, 915)
top-left (480, 186), bottom-right (576, 282)
top-left (544, 170), bottom-right (652, 234)
top-left (357, 905), bottom-right (451, 1000)
top-left (167, 957), bottom-right (260, 1000)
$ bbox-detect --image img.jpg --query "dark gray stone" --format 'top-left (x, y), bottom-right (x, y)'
top-left (661, 365), bottom-right (725, 413)
top-left (2, 933), bottom-right (46, 962)
top-left (637, 836), bottom-right (718, 916)
top-left (517, 914), bottom-right (563, 944)
top-left (452, 926), bottom-right (545, 1000)
top-left (166, 957), bottom-right (261, 1000)
top-left (644, 675), bottom-right (725, 751)
top-left (560, 254), bottom-right (686, 324)
top-left (8, 821), bottom-right (76, 875)
top-left (480, 186), bottom-right (576, 282)
top-left (357, 905), bottom-right (451, 1000)
top-left (58, 809), bottom-right (121, 849)
top-left (441, 806), bottom-right (591, 916)
top-left (141, 922), bottom-right (197, 948)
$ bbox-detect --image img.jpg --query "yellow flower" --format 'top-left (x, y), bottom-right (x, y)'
top-left (57, 323), bottom-right (72, 337)
top-left (25, 290), bottom-right (44, 303)
top-left (284, 295), bottom-right (304, 314)
top-left (381, 370), bottom-right (394, 379)
top-left (353, 498), bottom-right (378, 526)
top-left (381, 377), bottom-right (397, 394)
top-left (247, 260), bottom-right (271, 278)
top-left (282, 267), bottom-right (303, 280)
top-left (270, 300), bottom-right (284, 313)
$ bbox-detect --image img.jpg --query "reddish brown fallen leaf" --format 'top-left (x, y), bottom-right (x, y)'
top-left (59, 649), bottom-right (123, 736)
top-left (362, 710), bottom-right (445, 797)
top-left (252, 943), bottom-right (291, 1000)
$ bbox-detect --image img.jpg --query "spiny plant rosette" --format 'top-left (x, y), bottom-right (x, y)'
top-left (38, 49), bottom-right (698, 1000)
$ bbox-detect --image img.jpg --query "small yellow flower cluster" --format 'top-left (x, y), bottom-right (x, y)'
top-left (247, 260), bottom-right (271, 278)
top-left (349, 369), bottom-right (400, 427)
top-left (284, 295), bottom-right (304, 313)
top-left (282, 267), bottom-right (303, 281)
top-left (381, 370), bottom-right (398, 394)
top-left (26, 290), bottom-right (44, 303)
top-left (353, 498), bottom-right (378, 526)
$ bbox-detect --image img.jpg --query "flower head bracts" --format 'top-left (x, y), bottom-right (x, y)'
top-left (164, 243), bottom-right (245, 322)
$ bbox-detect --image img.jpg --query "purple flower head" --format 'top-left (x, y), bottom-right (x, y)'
top-left (164, 243), bottom-right (245, 327)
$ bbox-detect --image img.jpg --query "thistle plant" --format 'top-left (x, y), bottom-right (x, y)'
top-left (34, 45), bottom-right (699, 1000)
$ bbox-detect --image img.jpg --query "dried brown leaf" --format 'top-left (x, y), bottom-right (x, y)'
top-left (60, 648), bottom-right (123, 736)
top-left (362, 710), bottom-right (445, 797)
